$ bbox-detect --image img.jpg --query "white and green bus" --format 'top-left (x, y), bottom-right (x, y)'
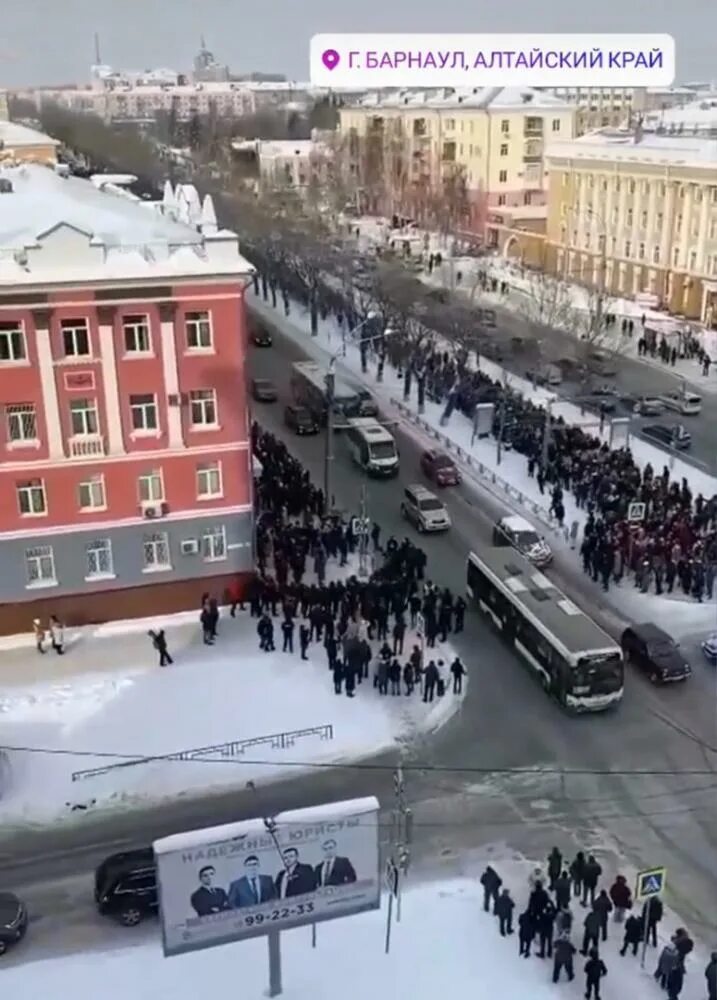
top-left (345, 417), bottom-right (399, 477)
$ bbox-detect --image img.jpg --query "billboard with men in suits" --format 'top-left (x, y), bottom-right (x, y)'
top-left (153, 796), bottom-right (380, 957)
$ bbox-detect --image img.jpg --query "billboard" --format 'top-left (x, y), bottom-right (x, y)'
top-left (153, 796), bottom-right (380, 957)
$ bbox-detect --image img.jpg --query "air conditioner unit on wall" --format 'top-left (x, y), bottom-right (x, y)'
top-left (141, 501), bottom-right (168, 519)
top-left (180, 539), bottom-right (200, 556)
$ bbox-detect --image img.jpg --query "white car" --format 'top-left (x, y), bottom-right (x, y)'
top-left (658, 390), bottom-right (702, 415)
top-left (493, 514), bottom-right (553, 567)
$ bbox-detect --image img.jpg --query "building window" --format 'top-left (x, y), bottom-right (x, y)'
top-left (70, 398), bottom-right (99, 436)
top-left (629, 180), bottom-right (635, 194)
top-left (443, 118), bottom-right (455, 131)
top-left (653, 246), bottom-right (661, 264)
top-left (638, 243), bottom-right (645, 260)
top-left (61, 318), bottom-right (91, 357)
top-left (129, 393), bottom-right (159, 433)
top-left (656, 213), bottom-right (663, 231)
top-left (676, 214), bottom-right (683, 232)
top-left (185, 311), bottom-right (213, 350)
top-left (202, 525), bottom-right (227, 562)
top-left (500, 144), bottom-right (508, 156)
top-left (624, 241), bottom-right (631, 258)
top-left (0, 321), bottom-right (26, 362)
top-left (78, 474), bottom-right (106, 511)
top-left (143, 532), bottom-right (171, 571)
top-left (640, 211), bottom-right (648, 228)
top-left (123, 314), bottom-right (152, 354)
top-left (500, 119), bottom-right (509, 134)
top-left (710, 219), bottom-right (717, 240)
top-left (673, 247), bottom-right (680, 266)
top-left (138, 469), bottom-right (164, 503)
top-left (85, 538), bottom-right (114, 579)
top-left (189, 389), bottom-right (218, 427)
top-left (498, 169), bottom-right (508, 183)
top-left (17, 478), bottom-right (47, 516)
top-left (497, 195), bottom-right (506, 206)
top-left (626, 209), bottom-right (633, 227)
top-left (562, 172), bottom-right (569, 186)
top-left (552, 119), bottom-right (561, 132)
top-left (25, 545), bottom-right (56, 586)
top-left (689, 251), bottom-right (697, 270)
top-left (712, 188), bottom-right (717, 204)
top-left (5, 403), bottom-right (37, 444)
top-left (197, 461), bottom-right (223, 499)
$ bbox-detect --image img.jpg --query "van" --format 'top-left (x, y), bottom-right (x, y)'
top-left (401, 485), bottom-right (451, 533)
top-left (658, 390), bottom-right (702, 416)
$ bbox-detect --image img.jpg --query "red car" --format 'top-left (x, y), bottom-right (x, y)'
top-left (420, 449), bottom-right (461, 487)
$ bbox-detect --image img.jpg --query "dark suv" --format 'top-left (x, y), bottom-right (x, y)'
top-left (621, 623), bottom-right (692, 683)
top-left (95, 848), bottom-right (158, 926)
top-left (0, 892), bottom-right (28, 956)
top-left (284, 404), bottom-right (319, 435)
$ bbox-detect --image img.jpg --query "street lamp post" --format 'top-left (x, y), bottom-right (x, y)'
top-left (342, 311), bottom-right (378, 358)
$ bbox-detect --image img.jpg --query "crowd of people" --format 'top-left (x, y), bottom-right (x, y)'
top-left (480, 847), bottom-right (706, 1000)
top-left (248, 424), bottom-right (466, 701)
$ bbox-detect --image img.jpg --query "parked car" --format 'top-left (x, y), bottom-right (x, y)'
top-left (587, 349), bottom-right (618, 376)
top-left (400, 484), bottom-right (451, 532)
top-left (628, 394), bottom-right (665, 417)
top-left (420, 449), bottom-right (461, 487)
top-left (701, 632), bottom-right (717, 665)
top-left (641, 423), bottom-right (691, 450)
top-left (493, 514), bottom-right (552, 567)
top-left (284, 404), bottom-right (319, 435)
top-left (251, 378), bottom-right (278, 402)
top-left (0, 892), bottom-right (28, 956)
top-left (658, 390), bottom-right (702, 415)
top-left (621, 623), bottom-right (692, 683)
top-left (95, 848), bottom-right (158, 927)
top-left (525, 363), bottom-right (562, 387)
top-left (250, 324), bottom-right (273, 347)
top-left (577, 386), bottom-right (618, 414)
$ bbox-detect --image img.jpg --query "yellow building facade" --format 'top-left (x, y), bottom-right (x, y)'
top-left (0, 119), bottom-right (59, 165)
top-left (545, 132), bottom-right (717, 326)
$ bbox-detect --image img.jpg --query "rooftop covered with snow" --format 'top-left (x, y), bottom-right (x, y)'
top-left (0, 119), bottom-right (59, 148)
top-left (546, 128), bottom-right (717, 167)
top-left (348, 86), bottom-right (573, 112)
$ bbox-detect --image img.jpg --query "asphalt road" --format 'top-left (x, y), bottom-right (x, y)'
top-left (0, 323), bottom-right (715, 968)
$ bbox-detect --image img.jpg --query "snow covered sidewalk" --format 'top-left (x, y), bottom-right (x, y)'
top-left (2, 863), bottom-right (710, 1000)
top-left (0, 610), bottom-right (462, 833)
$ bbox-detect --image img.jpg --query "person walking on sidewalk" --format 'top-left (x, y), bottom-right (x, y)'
top-left (705, 951), bottom-right (717, 1000)
top-left (450, 656), bottom-right (466, 694)
top-left (584, 947), bottom-right (607, 1000)
top-left (553, 936), bottom-right (576, 983)
top-left (609, 874), bottom-right (631, 923)
top-left (33, 618), bottom-right (46, 654)
top-left (581, 855), bottom-right (602, 907)
top-left (149, 629), bottom-right (173, 667)
top-left (494, 888), bottom-right (515, 936)
top-left (620, 912), bottom-right (643, 956)
top-left (666, 959), bottom-right (685, 1000)
top-left (581, 904), bottom-right (601, 955)
top-left (49, 614), bottom-right (64, 654)
top-left (593, 889), bottom-right (612, 941)
top-left (518, 909), bottom-right (535, 957)
top-left (570, 851), bottom-right (586, 899)
top-left (480, 866), bottom-right (502, 913)
top-left (547, 847), bottom-right (562, 892)
top-left (537, 899), bottom-right (556, 958)
top-left (642, 896), bottom-right (663, 948)
top-left (655, 941), bottom-right (679, 989)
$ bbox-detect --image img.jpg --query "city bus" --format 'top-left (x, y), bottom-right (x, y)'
top-left (466, 545), bottom-right (624, 712)
top-left (345, 418), bottom-right (399, 477)
top-left (290, 361), bottom-right (362, 426)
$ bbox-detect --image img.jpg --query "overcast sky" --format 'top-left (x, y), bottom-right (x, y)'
top-left (2, 0), bottom-right (715, 87)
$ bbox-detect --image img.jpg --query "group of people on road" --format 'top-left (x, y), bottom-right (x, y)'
top-left (247, 426), bottom-right (467, 702)
top-left (480, 846), bottom-right (704, 1000)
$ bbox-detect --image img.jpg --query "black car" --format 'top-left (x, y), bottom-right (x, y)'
top-left (621, 623), bottom-right (692, 683)
top-left (284, 404), bottom-right (319, 435)
top-left (250, 324), bottom-right (273, 347)
top-left (251, 378), bottom-right (278, 403)
top-left (0, 892), bottom-right (28, 956)
top-left (641, 423), bottom-right (691, 450)
top-left (95, 848), bottom-right (158, 926)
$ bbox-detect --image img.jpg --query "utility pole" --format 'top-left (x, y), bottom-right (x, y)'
top-left (391, 761), bottom-right (413, 923)
top-left (324, 362), bottom-right (335, 512)
top-left (357, 484), bottom-right (370, 578)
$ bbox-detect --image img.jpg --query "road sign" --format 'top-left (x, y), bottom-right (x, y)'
top-left (627, 502), bottom-right (646, 523)
top-left (635, 866), bottom-right (666, 902)
top-left (385, 858), bottom-right (399, 897)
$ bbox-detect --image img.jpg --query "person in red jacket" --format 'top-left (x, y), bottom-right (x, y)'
top-left (609, 874), bottom-right (632, 923)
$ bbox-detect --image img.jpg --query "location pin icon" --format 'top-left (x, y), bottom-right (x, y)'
top-left (322, 49), bottom-right (340, 72)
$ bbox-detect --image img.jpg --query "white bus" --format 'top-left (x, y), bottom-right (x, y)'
top-left (345, 418), bottom-right (399, 477)
top-left (466, 544), bottom-right (624, 712)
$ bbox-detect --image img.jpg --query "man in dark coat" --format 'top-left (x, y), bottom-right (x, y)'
top-left (450, 657), bottom-right (466, 694)
top-left (528, 880), bottom-right (550, 921)
top-left (581, 904), bottom-right (602, 955)
top-left (570, 851), bottom-right (586, 898)
top-left (584, 947), bottom-right (607, 1000)
top-left (494, 888), bottom-right (515, 936)
top-left (642, 896), bottom-right (663, 947)
top-left (705, 951), bottom-right (717, 1000)
top-left (518, 909), bottom-right (534, 957)
top-left (553, 936), bottom-right (576, 982)
top-left (554, 870), bottom-right (572, 910)
top-left (537, 899), bottom-right (556, 958)
top-left (314, 839), bottom-right (356, 886)
top-left (620, 913), bottom-right (644, 956)
top-left (275, 848), bottom-right (315, 898)
top-left (299, 623), bottom-right (310, 660)
top-left (593, 889), bottom-right (613, 941)
top-left (666, 960), bottom-right (685, 1000)
top-left (547, 847), bottom-right (562, 891)
top-left (581, 855), bottom-right (602, 906)
top-left (190, 865), bottom-right (229, 917)
top-left (609, 874), bottom-right (631, 923)
top-left (480, 866), bottom-right (502, 912)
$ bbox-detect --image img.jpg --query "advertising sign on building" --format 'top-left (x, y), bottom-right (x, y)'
top-left (153, 796), bottom-right (380, 957)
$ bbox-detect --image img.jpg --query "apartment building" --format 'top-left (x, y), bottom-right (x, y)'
top-left (339, 87), bottom-right (575, 238)
top-left (0, 165), bottom-right (254, 632)
top-left (0, 119), bottom-right (59, 165)
top-left (545, 130), bottom-right (717, 325)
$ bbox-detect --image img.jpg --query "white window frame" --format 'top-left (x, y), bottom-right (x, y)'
top-left (123, 314), bottom-right (152, 355)
top-left (5, 403), bottom-right (39, 448)
top-left (185, 310), bottom-right (213, 351)
top-left (17, 478), bottom-right (47, 516)
top-left (61, 318), bottom-right (91, 358)
top-left (201, 525), bottom-right (227, 562)
top-left (85, 538), bottom-right (114, 580)
top-left (78, 474), bottom-right (106, 511)
top-left (129, 393), bottom-right (159, 435)
top-left (138, 469), bottom-right (164, 503)
top-left (69, 398), bottom-right (99, 436)
top-left (189, 389), bottom-right (218, 428)
top-left (0, 321), bottom-right (27, 364)
top-left (25, 544), bottom-right (57, 588)
top-left (196, 461), bottom-right (223, 499)
top-left (143, 531), bottom-right (171, 572)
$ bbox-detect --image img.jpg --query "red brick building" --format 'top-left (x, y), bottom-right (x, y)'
top-left (0, 167), bottom-right (254, 633)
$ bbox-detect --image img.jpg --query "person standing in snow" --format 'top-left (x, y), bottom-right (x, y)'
top-left (480, 866), bottom-right (502, 913)
top-left (494, 888), bottom-right (515, 936)
top-left (570, 851), bottom-right (586, 899)
top-left (552, 936), bottom-right (576, 983)
top-left (609, 874), bottom-right (631, 923)
top-left (593, 889), bottom-right (612, 941)
top-left (547, 847), bottom-right (562, 891)
top-left (33, 618), bottom-right (46, 654)
top-left (537, 898), bottom-right (556, 958)
top-left (584, 947), bottom-right (607, 1000)
top-left (450, 656), bottom-right (466, 694)
top-left (705, 951), bottom-right (717, 1000)
top-left (581, 855), bottom-right (602, 907)
top-left (554, 870), bottom-right (572, 911)
top-left (149, 629), bottom-right (173, 667)
top-left (619, 912), bottom-right (643, 956)
top-left (518, 908), bottom-right (535, 957)
top-left (666, 958), bottom-right (685, 1000)
top-left (655, 941), bottom-right (679, 989)
top-left (49, 614), bottom-right (64, 654)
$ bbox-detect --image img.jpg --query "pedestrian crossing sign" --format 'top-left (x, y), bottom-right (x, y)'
top-left (636, 866), bottom-right (666, 901)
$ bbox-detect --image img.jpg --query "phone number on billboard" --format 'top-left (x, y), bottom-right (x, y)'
top-left (244, 901), bottom-right (315, 926)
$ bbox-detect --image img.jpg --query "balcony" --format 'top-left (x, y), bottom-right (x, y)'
top-left (523, 123), bottom-right (544, 137)
top-left (69, 434), bottom-right (106, 459)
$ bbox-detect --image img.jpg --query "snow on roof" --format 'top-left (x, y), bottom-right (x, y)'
top-left (349, 86), bottom-right (572, 112)
top-left (644, 97), bottom-right (717, 130)
top-left (258, 139), bottom-right (315, 159)
top-left (0, 119), bottom-right (59, 148)
top-left (153, 797), bottom-right (380, 856)
top-left (547, 129), bottom-right (717, 167)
